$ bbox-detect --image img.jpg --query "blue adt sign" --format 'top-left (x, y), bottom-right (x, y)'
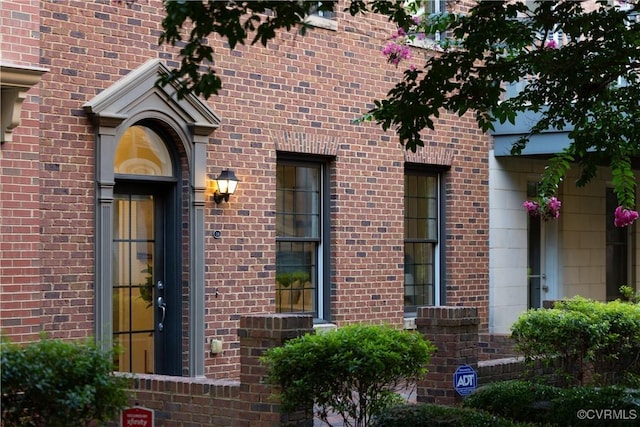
top-left (453, 365), bottom-right (477, 396)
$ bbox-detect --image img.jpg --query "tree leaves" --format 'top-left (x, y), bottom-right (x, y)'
top-left (365, 0), bottom-right (640, 206)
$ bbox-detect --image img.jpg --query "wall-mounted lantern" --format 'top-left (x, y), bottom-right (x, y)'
top-left (211, 169), bottom-right (239, 204)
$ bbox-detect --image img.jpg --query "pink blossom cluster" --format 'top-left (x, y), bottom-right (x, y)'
top-left (523, 197), bottom-right (561, 220)
top-left (546, 197), bottom-right (561, 217)
top-left (614, 206), bottom-right (639, 227)
top-left (382, 41), bottom-right (412, 66)
top-left (544, 40), bottom-right (558, 49)
top-left (381, 16), bottom-right (430, 68)
top-left (522, 200), bottom-right (541, 215)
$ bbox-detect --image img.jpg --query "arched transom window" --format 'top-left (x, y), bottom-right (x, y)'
top-left (115, 125), bottom-right (173, 176)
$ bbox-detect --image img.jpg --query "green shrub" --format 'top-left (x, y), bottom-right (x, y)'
top-left (1, 336), bottom-right (129, 427)
top-left (619, 285), bottom-right (640, 303)
top-left (462, 380), bottom-right (558, 424)
top-left (548, 386), bottom-right (640, 426)
top-left (555, 297), bottom-right (640, 384)
top-left (511, 295), bottom-right (640, 386)
top-left (371, 403), bottom-right (533, 427)
top-left (463, 380), bottom-right (640, 426)
top-left (261, 323), bottom-right (435, 427)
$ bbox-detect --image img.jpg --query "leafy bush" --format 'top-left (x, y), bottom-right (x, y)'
top-left (261, 323), bottom-right (435, 427)
top-left (560, 297), bottom-right (640, 385)
top-left (463, 380), bottom-right (640, 426)
top-left (462, 380), bottom-right (558, 424)
top-left (1, 336), bottom-right (129, 427)
top-left (371, 403), bottom-right (533, 427)
top-left (548, 386), bottom-right (640, 425)
top-left (511, 295), bottom-right (640, 386)
top-left (619, 285), bottom-right (640, 303)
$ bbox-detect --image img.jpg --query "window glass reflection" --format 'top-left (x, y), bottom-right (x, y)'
top-left (114, 126), bottom-right (173, 176)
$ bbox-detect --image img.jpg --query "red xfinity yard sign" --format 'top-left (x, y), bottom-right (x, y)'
top-left (121, 406), bottom-right (154, 427)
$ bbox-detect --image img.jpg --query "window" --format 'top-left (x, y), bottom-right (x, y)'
top-left (114, 126), bottom-right (173, 176)
top-left (606, 187), bottom-right (631, 300)
top-left (404, 170), bottom-right (440, 312)
top-left (526, 181), bottom-right (543, 308)
top-left (276, 160), bottom-right (328, 318)
top-left (405, 0), bottom-right (447, 46)
top-left (305, 1), bottom-right (337, 31)
top-left (424, 0), bottom-right (446, 42)
top-left (310, 1), bottom-right (336, 19)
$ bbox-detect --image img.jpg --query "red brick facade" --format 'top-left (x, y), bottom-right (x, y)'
top-left (1, 0), bottom-right (490, 381)
top-left (0, 0), bottom-right (44, 339)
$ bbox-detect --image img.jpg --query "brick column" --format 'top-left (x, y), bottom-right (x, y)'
top-left (237, 314), bottom-right (314, 427)
top-left (415, 306), bottom-right (479, 406)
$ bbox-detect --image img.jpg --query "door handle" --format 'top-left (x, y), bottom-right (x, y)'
top-left (157, 296), bottom-right (166, 332)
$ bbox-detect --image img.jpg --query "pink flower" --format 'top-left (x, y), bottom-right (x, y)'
top-left (523, 200), bottom-right (540, 214)
top-left (547, 197), bottom-right (561, 218)
top-left (523, 197), bottom-right (561, 220)
top-left (412, 15), bottom-right (421, 25)
top-left (614, 206), bottom-right (639, 227)
top-left (545, 40), bottom-right (558, 49)
top-left (382, 42), bottom-right (411, 66)
top-left (382, 43), bottom-right (395, 56)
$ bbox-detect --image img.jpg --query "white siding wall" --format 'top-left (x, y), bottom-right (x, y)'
top-left (560, 168), bottom-right (607, 300)
top-left (489, 152), bottom-right (530, 334)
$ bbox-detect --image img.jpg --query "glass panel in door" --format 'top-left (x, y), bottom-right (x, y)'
top-left (113, 194), bottom-right (158, 373)
top-left (606, 188), bottom-right (629, 301)
top-left (527, 182), bottom-right (543, 308)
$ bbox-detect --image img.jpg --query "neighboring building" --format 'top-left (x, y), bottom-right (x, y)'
top-left (1, 0), bottom-right (635, 387)
top-left (488, 0), bottom-right (640, 334)
top-left (489, 116), bottom-right (640, 334)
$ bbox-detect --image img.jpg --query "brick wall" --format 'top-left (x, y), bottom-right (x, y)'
top-left (35, 0), bottom-right (178, 341)
top-left (477, 357), bottom-right (528, 384)
top-left (111, 313), bottom-right (314, 427)
top-left (115, 374), bottom-right (241, 427)
top-left (198, 1), bottom-right (489, 377)
top-left (107, 311), bottom-right (526, 426)
top-left (1, 0), bottom-right (492, 380)
top-left (0, 0), bottom-right (44, 340)
top-left (416, 306), bottom-right (480, 405)
top-left (478, 333), bottom-right (517, 360)
top-left (415, 307), bottom-right (531, 405)
top-left (0, 0), bottom-right (41, 65)
top-left (237, 314), bottom-right (314, 426)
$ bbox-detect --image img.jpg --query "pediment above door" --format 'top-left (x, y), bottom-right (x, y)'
top-left (83, 58), bottom-right (220, 135)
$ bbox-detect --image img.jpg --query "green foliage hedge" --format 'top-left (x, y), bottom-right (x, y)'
top-left (511, 295), bottom-right (640, 386)
top-left (371, 403), bottom-right (533, 427)
top-left (463, 380), bottom-right (640, 426)
top-left (1, 337), bottom-right (128, 427)
top-left (262, 323), bottom-right (435, 426)
top-left (461, 380), bottom-right (558, 424)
